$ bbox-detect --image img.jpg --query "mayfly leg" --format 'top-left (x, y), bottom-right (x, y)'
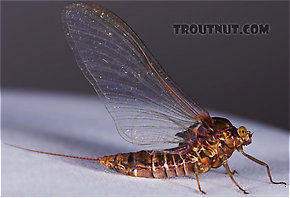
top-left (193, 163), bottom-right (206, 194)
top-left (219, 146), bottom-right (238, 175)
top-left (223, 160), bottom-right (249, 194)
top-left (194, 172), bottom-right (206, 194)
top-left (239, 149), bottom-right (286, 185)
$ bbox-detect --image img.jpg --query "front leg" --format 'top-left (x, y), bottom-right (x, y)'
top-left (239, 148), bottom-right (286, 185)
top-left (223, 160), bottom-right (249, 194)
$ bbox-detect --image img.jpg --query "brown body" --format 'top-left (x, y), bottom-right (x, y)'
top-left (9, 116), bottom-right (285, 194)
top-left (98, 117), bottom-right (243, 178)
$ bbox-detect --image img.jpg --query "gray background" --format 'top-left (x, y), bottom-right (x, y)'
top-left (2, 1), bottom-right (289, 130)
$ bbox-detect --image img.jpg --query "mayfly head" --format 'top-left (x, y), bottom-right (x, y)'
top-left (237, 126), bottom-right (252, 146)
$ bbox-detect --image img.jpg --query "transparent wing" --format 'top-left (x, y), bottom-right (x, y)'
top-left (62, 3), bottom-right (212, 149)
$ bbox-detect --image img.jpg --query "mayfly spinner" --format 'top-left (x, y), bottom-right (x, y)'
top-left (12, 3), bottom-right (286, 194)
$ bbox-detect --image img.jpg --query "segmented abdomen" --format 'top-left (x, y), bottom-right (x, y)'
top-left (97, 150), bottom-right (198, 178)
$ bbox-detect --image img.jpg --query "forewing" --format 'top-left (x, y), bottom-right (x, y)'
top-left (62, 3), bottom-right (211, 148)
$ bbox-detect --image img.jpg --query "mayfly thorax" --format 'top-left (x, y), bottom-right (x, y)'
top-left (10, 3), bottom-right (286, 194)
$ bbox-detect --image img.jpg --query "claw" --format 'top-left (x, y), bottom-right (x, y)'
top-left (231, 170), bottom-right (238, 175)
top-left (200, 190), bottom-right (206, 194)
top-left (243, 190), bottom-right (249, 194)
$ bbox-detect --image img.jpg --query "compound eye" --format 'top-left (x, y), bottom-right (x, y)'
top-left (238, 126), bottom-right (247, 137)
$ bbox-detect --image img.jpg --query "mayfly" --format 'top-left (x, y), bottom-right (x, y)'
top-left (11, 3), bottom-right (286, 194)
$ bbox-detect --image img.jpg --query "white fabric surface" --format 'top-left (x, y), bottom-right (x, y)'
top-left (1, 90), bottom-right (289, 196)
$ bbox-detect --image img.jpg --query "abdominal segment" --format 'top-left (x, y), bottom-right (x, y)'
top-left (97, 150), bottom-right (207, 178)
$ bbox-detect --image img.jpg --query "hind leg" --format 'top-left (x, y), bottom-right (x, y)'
top-left (195, 172), bottom-right (206, 194)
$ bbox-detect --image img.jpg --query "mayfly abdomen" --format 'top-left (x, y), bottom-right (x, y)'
top-left (98, 150), bottom-right (198, 178)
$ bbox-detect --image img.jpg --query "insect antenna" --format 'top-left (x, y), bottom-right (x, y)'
top-left (6, 143), bottom-right (100, 161)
